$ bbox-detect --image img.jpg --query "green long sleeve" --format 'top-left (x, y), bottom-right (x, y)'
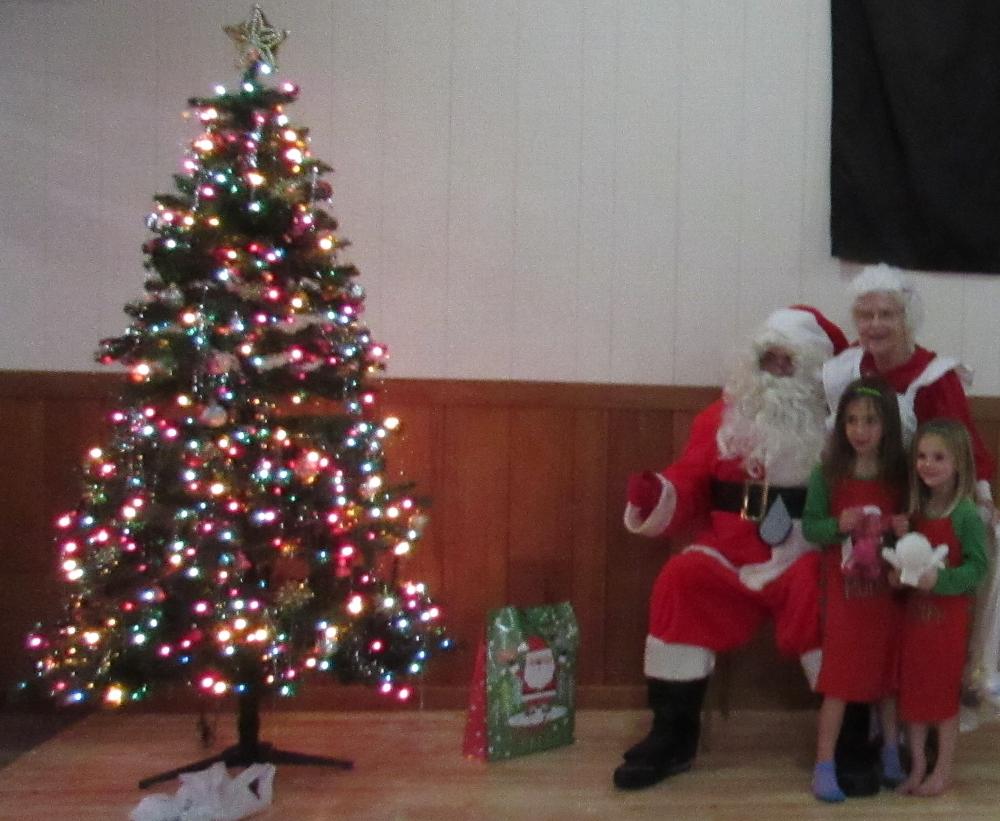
top-left (802, 465), bottom-right (841, 546)
top-left (933, 497), bottom-right (989, 596)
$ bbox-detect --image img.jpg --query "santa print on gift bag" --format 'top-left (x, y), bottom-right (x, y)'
top-left (463, 603), bottom-right (579, 761)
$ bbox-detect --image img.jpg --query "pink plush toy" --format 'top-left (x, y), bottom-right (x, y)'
top-left (842, 506), bottom-right (885, 581)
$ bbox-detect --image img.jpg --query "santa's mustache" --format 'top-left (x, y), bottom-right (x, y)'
top-left (717, 364), bottom-right (827, 484)
top-left (729, 368), bottom-right (824, 420)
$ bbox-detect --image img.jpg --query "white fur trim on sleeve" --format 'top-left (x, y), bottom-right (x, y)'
top-left (623, 475), bottom-right (676, 537)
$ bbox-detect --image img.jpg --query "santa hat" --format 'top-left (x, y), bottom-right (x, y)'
top-left (758, 305), bottom-right (848, 360)
top-left (848, 263), bottom-right (924, 333)
top-left (521, 636), bottom-right (551, 658)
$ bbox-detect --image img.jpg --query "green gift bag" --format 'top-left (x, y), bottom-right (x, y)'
top-left (463, 602), bottom-right (579, 760)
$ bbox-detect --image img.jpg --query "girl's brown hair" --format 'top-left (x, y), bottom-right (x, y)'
top-left (909, 418), bottom-right (977, 517)
top-left (822, 376), bottom-right (908, 490)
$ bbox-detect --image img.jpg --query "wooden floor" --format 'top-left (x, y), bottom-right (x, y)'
top-left (1, 709), bottom-right (1000, 819)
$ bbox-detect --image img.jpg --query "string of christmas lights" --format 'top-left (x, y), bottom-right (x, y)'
top-left (25, 39), bottom-right (449, 710)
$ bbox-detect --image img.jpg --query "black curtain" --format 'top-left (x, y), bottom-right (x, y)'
top-left (831, 0), bottom-right (1000, 273)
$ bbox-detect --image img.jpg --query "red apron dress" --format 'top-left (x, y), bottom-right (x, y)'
top-left (816, 478), bottom-right (904, 701)
top-left (897, 515), bottom-right (972, 723)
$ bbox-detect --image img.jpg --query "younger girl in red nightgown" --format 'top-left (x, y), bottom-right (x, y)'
top-left (894, 419), bottom-right (988, 797)
top-left (804, 378), bottom-right (910, 802)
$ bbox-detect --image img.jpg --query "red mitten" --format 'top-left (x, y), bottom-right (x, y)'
top-left (627, 471), bottom-right (662, 516)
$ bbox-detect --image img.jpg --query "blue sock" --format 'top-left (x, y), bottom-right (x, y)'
top-left (813, 760), bottom-right (846, 802)
top-left (881, 743), bottom-right (905, 786)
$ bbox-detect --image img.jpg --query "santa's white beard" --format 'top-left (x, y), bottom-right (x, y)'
top-left (716, 365), bottom-right (827, 486)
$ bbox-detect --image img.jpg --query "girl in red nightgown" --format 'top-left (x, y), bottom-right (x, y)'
top-left (894, 419), bottom-right (988, 797)
top-left (804, 378), bottom-right (910, 802)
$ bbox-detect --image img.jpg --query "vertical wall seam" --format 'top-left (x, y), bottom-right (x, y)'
top-left (796, 0), bottom-right (815, 302)
top-left (608, 1), bottom-right (622, 383)
top-left (509, 3), bottom-right (522, 380)
top-left (670, 1), bottom-right (685, 383)
top-left (444, 0), bottom-right (457, 378)
top-left (574, 0), bottom-right (586, 382)
top-left (736, 0), bottom-right (748, 319)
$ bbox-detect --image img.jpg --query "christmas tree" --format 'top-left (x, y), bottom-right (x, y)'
top-left (24, 6), bottom-right (448, 730)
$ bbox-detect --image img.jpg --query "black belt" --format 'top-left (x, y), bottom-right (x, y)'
top-left (710, 479), bottom-right (807, 521)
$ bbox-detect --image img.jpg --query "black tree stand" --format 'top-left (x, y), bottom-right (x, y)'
top-left (138, 684), bottom-right (353, 789)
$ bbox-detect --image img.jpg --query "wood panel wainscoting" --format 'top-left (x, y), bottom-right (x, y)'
top-left (1, 371), bottom-right (998, 714)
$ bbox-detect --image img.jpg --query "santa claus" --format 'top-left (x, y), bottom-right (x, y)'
top-left (613, 305), bottom-right (848, 790)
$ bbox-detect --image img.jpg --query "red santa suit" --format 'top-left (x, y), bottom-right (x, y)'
top-left (624, 306), bottom-right (847, 686)
top-left (626, 400), bottom-right (823, 683)
top-left (612, 305), bottom-right (848, 793)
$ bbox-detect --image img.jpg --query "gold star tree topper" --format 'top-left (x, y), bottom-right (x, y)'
top-left (224, 5), bottom-right (288, 70)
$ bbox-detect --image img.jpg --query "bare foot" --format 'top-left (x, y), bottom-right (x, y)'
top-left (897, 761), bottom-right (927, 796)
top-left (914, 773), bottom-right (949, 797)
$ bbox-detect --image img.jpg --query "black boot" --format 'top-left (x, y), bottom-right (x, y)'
top-left (835, 702), bottom-right (881, 797)
top-left (613, 677), bottom-right (708, 790)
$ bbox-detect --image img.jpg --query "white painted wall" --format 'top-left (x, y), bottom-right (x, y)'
top-left (1, 0), bottom-right (997, 393)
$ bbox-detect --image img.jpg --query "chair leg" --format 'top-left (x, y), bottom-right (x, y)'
top-left (700, 653), bottom-right (733, 753)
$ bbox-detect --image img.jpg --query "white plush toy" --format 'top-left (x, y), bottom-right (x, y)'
top-left (882, 532), bottom-right (950, 587)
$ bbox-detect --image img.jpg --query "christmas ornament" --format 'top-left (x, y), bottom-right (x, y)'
top-left (199, 404), bottom-right (229, 428)
top-left (274, 581), bottom-right (313, 610)
top-left (223, 5), bottom-right (287, 70)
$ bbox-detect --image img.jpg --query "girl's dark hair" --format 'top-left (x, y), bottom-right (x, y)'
top-left (822, 376), bottom-right (908, 489)
top-left (909, 418), bottom-right (977, 517)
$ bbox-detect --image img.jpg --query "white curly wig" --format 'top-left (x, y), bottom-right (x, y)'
top-left (848, 263), bottom-right (924, 336)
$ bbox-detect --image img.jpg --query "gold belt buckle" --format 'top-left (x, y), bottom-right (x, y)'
top-left (740, 479), bottom-right (769, 522)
